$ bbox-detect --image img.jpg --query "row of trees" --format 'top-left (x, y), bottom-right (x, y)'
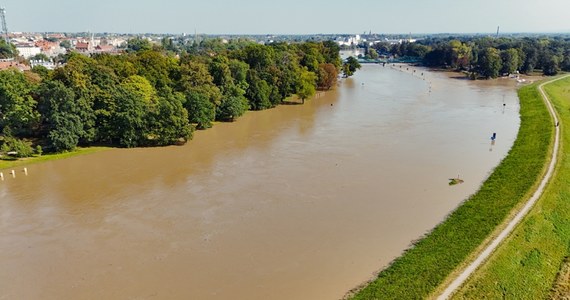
top-left (0, 39), bottom-right (351, 156)
top-left (371, 36), bottom-right (570, 78)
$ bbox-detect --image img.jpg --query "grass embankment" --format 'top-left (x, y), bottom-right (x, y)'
top-left (350, 82), bottom-right (553, 299)
top-left (0, 147), bottom-right (109, 171)
top-left (453, 76), bottom-right (570, 299)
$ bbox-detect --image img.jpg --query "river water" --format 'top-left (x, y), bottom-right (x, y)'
top-left (0, 65), bottom-right (520, 300)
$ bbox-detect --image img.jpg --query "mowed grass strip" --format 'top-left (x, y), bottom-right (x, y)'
top-left (453, 76), bottom-right (570, 299)
top-left (0, 147), bottom-right (110, 171)
top-left (350, 82), bottom-right (553, 299)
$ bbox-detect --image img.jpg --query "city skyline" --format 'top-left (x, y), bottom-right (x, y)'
top-left (2, 0), bottom-right (570, 34)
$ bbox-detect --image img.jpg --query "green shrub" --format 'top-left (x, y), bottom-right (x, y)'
top-left (0, 136), bottom-right (35, 158)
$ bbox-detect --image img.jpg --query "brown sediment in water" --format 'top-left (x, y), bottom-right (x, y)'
top-left (0, 65), bottom-right (521, 300)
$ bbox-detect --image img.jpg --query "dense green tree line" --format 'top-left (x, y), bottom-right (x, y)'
top-left (0, 39), bottom-right (345, 156)
top-left (372, 36), bottom-right (570, 78)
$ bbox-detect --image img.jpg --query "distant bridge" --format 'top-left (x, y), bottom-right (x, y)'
top-left (358, 57), bottom-right (422, 64)
top-left (346, 56), bottom-right (422, 64)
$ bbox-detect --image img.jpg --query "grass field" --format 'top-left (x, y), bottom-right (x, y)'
top-left (0, 147), bottom-right (110, 171)
top-left (350, 81), bottom-right (554, 299)
top-left (453, 76), bottom-right (570, 299)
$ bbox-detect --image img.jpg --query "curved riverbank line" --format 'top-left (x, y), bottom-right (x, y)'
top-left (0, 147), bottom-right (110, 171)
top-left (0, 87), bottom-right (331, 173)
top-left (349, 80), bottom-right (554, 299)
top-left (437, 75), bottom-right (569, 299)
top-left (452, 75), bottom-right (570, 299)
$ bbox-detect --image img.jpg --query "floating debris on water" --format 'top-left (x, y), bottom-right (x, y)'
top-left (449, 177), bottom-right (464, 186)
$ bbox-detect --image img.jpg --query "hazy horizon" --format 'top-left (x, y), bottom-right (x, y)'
top-left (2, 0), bottom-right (569, 35)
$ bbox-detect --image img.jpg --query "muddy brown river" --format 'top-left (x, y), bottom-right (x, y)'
top-left (0, 65), bottom-right (521, 300)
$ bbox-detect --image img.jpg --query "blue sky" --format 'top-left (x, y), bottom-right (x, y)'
top-left (3, 0), bottom-right (569, 34)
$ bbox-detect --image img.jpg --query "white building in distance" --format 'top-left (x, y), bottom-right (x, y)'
top-left (16, 45), bottom-right (41, 59)
top-left (336, 35), bottom-right (363, 46)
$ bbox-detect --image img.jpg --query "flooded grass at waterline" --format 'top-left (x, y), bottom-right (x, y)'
top-left (0, 147), bottom-right (110, 171)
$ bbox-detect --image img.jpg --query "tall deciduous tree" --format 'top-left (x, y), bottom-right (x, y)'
top-left (209, 55), bottom-right (233, 92)
top-left (216, 85), bottom-right (249, 121)
top-left (147, 92), bottom-right (192, 145)
top-left (542, 55), bottom-right (560, 76)
top-left (271, 47), bottom-right (300, 100)
top-left (111, 85), bottom-right (149, 148)
top-left (208, 55), bottom-right (249, 121)
top-left (367, 48), bottom-right (379, 59)
top-left (38, 81), bottom-right (84, 152)
top-left (449, 40), bottom-right (471, 70)
top-left (296, 68), bottom-right (317, 103)
top-left (94, 53), bottom-right (137, 78)
top-left (185, 90), bottom-right (216, 129)
top-left (501, 48), bottom-right (520, 75)
top-left (298, 42), bottom-right (325, 72)
top-left (127, 37), bottom-right (152, 52)
top-left (52, 53), bottom-right (98, 143)
top-left (317, 63), bottom-right (338, 90)
top-left (177, 60), bottom-right (221, 128)
top-left (246, 69), bottom-right (272, 110)
top-left (342, 56), bottom-right (361, 78)
top-left (241, 44), bottom-right (275, 72)
top-left (478, 47), bottom-right (502, 79)
top-left (122, 75), bottom-right (158, 104)
top-left (132, 50), bottom-right (177, 90)
top-left (0, 69), bottom-right (40, 136)
top-left (228, 59), bottom-right (250, 91)
top-left (322, 40), bottom-right (342, 68)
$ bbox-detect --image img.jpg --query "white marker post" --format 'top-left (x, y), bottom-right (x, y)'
top-left (10, 170), bottom-right (15, 178)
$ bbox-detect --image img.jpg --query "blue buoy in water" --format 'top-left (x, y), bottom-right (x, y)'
top-left (491, 132), bottom-right (497, 140)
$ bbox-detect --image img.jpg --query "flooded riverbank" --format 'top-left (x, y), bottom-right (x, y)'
top-left (0, 65), bottom-right (521, 299)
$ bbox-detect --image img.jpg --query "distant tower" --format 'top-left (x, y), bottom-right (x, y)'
top-left (91, 32), bottom-right (95, 52)
top-left (0, 7), bottom-right (8, 44)
top-left (496, 26), bottom-right (500, 37)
